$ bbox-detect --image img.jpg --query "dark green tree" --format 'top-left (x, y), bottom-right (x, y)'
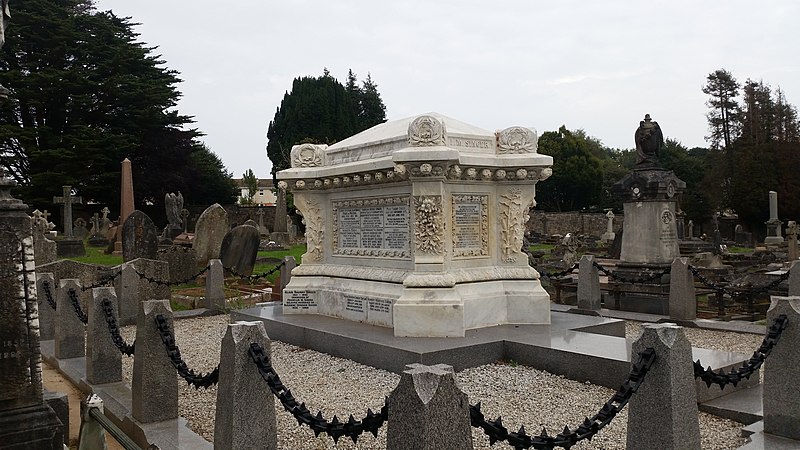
top-left (356, 73), bottom-right (387, 132)
top-left (536, 126), bottom-right (603, 211)
top-left (240, 168), bottom-right (258, 205)
top-left (703, 69), bottom-right (740, 151)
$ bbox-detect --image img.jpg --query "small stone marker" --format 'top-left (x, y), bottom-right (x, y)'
top-left (763, 296), bottom-right (800, 440)
top-left (122, 210), bottom-right (158, 261)
top-left (387, 363), bottom-right (473, 450)
top-left (55, 279), bottom-right (85, 359)
top-left (205, 259), bottom-right (225, 311)
top-left (576, 255), bottom-right (601, 312)
top-left (73, 217), bottom-right (89, 240)
top-left (668, 257), bottom-right (696, 321)
top-left (220, 224), bottom-right (260, 276)
top-left (255, 208), bottom-right (268, 235)
top-left (627, 323), bottom-right (700, 449)
top-left (601, 211), bottom-right (615, 243)
top-left (193, 203), bottom-right (229, 264)
top-left (132, 300), bottom-right (178, 423)
top-left (31, 210), bottom-right (57, 266)
top-left (214, 321), bottom-right (277, 450)
top-left (36, 273), bottom-right (56, 340)
top-left (86, 287), bottom-right (122, 385)
top-left (53, 185), bottom-right (82, 238)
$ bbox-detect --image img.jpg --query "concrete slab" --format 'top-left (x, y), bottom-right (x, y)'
top-left (701, 385), bottom-right (763, 425)
top-left (739, 421), bottom-right (800, 449)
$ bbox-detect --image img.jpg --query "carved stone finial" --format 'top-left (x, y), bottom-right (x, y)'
top-left (496, 126), bottom-right (538, 154)
top-left (408, 115), bottom-right (447, 146)
top-left (290, 143), bottom-right (326, 168)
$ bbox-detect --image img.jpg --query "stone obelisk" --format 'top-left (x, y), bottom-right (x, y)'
top-left (114, 158), bottom-right (135, 254)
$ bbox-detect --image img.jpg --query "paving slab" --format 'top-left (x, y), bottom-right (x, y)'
top-left (700, 385), bottom-right (763, 425)
top-left (739, 420), bottom-right (800, 449)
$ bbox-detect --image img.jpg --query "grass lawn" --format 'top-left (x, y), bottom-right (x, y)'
top-left (66, 245), bottom-right (122, 267)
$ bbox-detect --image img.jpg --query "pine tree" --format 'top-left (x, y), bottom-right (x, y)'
top-left (702, 69), bottom-right (740, 151)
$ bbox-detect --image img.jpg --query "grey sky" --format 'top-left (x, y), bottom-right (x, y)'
top-left (92, 0), bottom-right (800, 180)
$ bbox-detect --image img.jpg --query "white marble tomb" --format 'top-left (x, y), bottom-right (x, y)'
top-left (277, 113), bottom-right (553, 337)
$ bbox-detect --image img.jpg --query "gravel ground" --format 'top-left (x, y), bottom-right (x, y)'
top-left (119, 317), bottom-right (763, 449)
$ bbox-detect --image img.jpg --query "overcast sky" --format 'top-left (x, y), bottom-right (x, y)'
top-left (92, 0), bottom-right (800, 180)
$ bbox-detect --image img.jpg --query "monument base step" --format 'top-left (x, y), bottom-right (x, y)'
top-left (739, 420), bottom-right (800, 449)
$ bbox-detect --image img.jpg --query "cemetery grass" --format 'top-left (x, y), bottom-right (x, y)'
top-left (66, 245), bottom-right (122, 266)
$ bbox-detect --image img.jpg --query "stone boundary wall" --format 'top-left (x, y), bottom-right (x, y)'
top-left (526, 211), bottom-right (623, 238)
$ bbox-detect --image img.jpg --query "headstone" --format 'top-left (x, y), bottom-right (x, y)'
top-left (114, 258), bottom-right (170, 326)
top-left (214, 321), bottom-right (277, 450)
top-left (180, 208), bottom-right (189, 233)
top-left (73, 217), bottom-right (89, 240)
top-left (255, 208), bottom-right (268, 235)
top-left (387, 363), bottom-right (473, 450)
top-left (54, 279), bottom-right (85, 359)
top-left (122, 210), bottom-right (158, 262)
top-left (279, 256), bottom-right (296, 293)
top-left (270, 188), bottom-right (289, 246)
top-left (220, 224), bottom-right (260, 276)
top-left (205, 259), bottom-right (225, 311)
top-left (764, 190), bottom-right (784, 244)
top-left (100, 207), bottom-right (112, 236)
top-left (787, 221), bottom-right (798, 261)
top-left (687, 220), bottom-right (694, 239)
top-left (31, 210), bottom-right (57, 266)
top-left (192, 203), bottom-right (228, 264)
top-left (576, 255), bottom-right (601, 313)
top-left (36, 273), bottom-right (56, 341)
top-left (627, 324), bottom-right (701, 449)
top-left (244, 218), bottom-right (258, 229)
top-left (157, 246), bottom-right (198, 284)
top-left (668, 257), bottom-right (696, 321)
top-left (601, 210), bottom-right (615, 243)
top-left (675, 210), bottom-right (686, 240)
top-left (114, 158), bottom-right (135, 254)
top-left (763, 296), bottom-right (800, 439)
top-left (131, 300), bottom-right (178, 423)
top-left (86, 287), bottom-right (122, 385)
top-left (88, 213), bottom-right (108, 247)
top-left (52, 185), bottom-right (82, 238)
top-left (712, 229), bottom-right (723, 255)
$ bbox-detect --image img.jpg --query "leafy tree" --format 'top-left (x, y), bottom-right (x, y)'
top-left (0, 0), bottom-right (236, 215)
top-left (536, 126), bottom-right (603, 211)
top-left (240, 168), bottom-right (258, 205)
top-left (266, 70), bottom-right (386, 180)
top-left (703, 69), bottom-right (740, 151)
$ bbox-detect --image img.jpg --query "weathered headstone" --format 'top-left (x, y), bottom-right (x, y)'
top-left (214, 321), bottom-right (277, 449)
top-left (131, 300), bottom-right (178, 423)
top-left (763, 296), bottom-right (800, 439)
top-left (387, 363), bottom-right (473, 450)
top-left (53, 186), bottom-right (82, 238)
top-left (787, 221), bottom-right (798, 261)
top-left (88, 213), bottom-right (108, 246)
top-left (157, 245), bottom-right (198, 284)
top-left (36, 273), bottom-right (56, 341)
top-left (73, 217), bottom-right (89, 240)
top-left (100, 207), bottom-right (112, 236)
top-left (687, 220), bottom-right (694, 239)
top-left (279, 256), bottom-right (296, 293)
top-left (576, 255), bottom-right (601, 313)
top-left (627, 324), bottom-right (701, 449)
top-left (54, 279), bottom-right (85, 359)
top-left (31, 210), bottom-right (57, 266)
top-left (601, 210), bottom-right (616, 243)
top-left (114, 158), bottom-right (135, 254)
top-left (192, 203), bottom-right (228, 264)
top-left (205, 259), bottom-right (225, 311)
top-left (122, 210), bottom-right (158, 262)
top-left (180, 208), bottom-right (189, 233)
top-left (255, 208), bottom-right (269, 235)
top-left (220, 224), bottom-right (260, 276)
top-left (765, 190), bottom-right (784, 244)
top-left (270, 188), bottom-right (289, 246)
top-left (668, 257), bottom-right (696, 321)
top-left (244, 218), bottom-right (258, 229)
top-left (86, 287), bottom-right (122, 385)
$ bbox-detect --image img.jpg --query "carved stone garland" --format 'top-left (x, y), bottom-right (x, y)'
top-left (496, 126), bottom-right (538, 154)
top-left (408, 115), bottom-right (447, 146)
top-left (296, 198), bottom-right (324, 262)
top-left (414, 196), bottom-right (444, 255)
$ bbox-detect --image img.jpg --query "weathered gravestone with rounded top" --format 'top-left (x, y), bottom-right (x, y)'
top-left (220, 224), bottom-right (260, 276)
top-left (192, 203), bottom-right (228, 265)
top-left (122, 210), bottom-right (158, 262)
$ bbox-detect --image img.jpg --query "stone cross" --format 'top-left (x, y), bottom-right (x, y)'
top-left (100, 207), bottom-right (110, 221)
top-left (90, 213), bottom-right (100, 236)
top-left (53, 185), bottom-right (82, 238)
top-left (180, 208), bottom-right (189, 233)
top-left (605, 210), bottom-right (615, 234)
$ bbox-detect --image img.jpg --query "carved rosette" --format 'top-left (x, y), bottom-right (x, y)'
top-left (331, 196), bottom-right (410, 259)
top-left (496, 126), bottom-right (538, 154)
top-left (290, 143), bottom-right (326, 168)
top-left (295, 197), bottom-right (324, 262)
top-left (414, 196), bottom-right (444, 255)
top-left (408, 115), bottom-right (447, 146)
top-left (498, 189), bottom-right (530, 263)
top-left (452, 194), bottom-right (489, 257)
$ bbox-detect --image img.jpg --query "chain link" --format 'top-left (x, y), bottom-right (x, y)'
top-left (688, 265), bottom-right (791, 296)
top-left (67, 288), bottom-right (88, 324)
top-left (41, 280), bottom-right (56, 310)
top-left (592, 261), bottom-right (671, 284)
top-left (248, 342), bottom-right (388, 444)
top-left (100, 298), bottom-right (135, 356)
top-left (224, 260), bottom-right (286, 282)
top-left (694, 314), bottom-right (788, 389)
top-left (80, 270), bottom-right (123, 291)
top-left (154, 314), bottom-right (218, 389)
top-left (537, 264), bottom-right (579, 279)
top-left (470, 347), bottom-right (656, 449)
top-left (134, 265), bottom-right (210, 287)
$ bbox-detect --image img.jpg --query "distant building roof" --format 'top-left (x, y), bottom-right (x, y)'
top-left (233, 178), bottom-right (274, 189)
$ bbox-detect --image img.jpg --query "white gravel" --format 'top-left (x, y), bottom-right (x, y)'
top-left (119, 317), bottom-right (760, 449)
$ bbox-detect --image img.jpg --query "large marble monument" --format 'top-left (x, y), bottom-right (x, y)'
top-left (277, 113), bottom-right (553, 337)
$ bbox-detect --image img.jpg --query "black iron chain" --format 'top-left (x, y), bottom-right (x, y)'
top-left (41, 280), bottom-right (56, 310)
top-left (100, 298), bottom-right (135, 356)
top-left (248, 342), bottom-right (388, 444)
top-left (133, 265), bottom-right (210, 287)
top-left (224, 260), bottom-right (286, 282)
top-left (470, 347), bottom-right (656, 450)
top-left (537, 264), bottom-right (579, 279)
top-left (154, 314), bottom-right (219, 389)
top-left (593, 261), bottom-right (671, 284)
top-left (155, 314), bottom-right (219, 389)
top-left (81, 270), bottom-right (123, 291)
top-left (694, 314), bottom-right (788, 389)
top-left (688, 265), bottom-right (791, 296)
top-left (67, 288), bottom-right (88, 324)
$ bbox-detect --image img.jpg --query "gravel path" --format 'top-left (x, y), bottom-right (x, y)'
top-left (119, 317), bottom-right (762, 449)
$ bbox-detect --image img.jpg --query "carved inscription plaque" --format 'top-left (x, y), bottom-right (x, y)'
top-left (452, 195), bottom-right (489, 257)
top-left (284, 290), bottom-right (317, 311)
top-left (333, 197), bottom-right (410, 258)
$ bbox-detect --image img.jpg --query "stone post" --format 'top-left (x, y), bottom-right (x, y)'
top-left (687, 220), bottom-right (694, 240)
top-left (763, 296), bottom-right (800, 439)
top-left (668, 258), bottom-right (696, 322)
top-left (213, 321), bottom-right (277, 450)
top-left (114, 158), bottom-right (135, 254)
top-left (36, 273), bottom-right (56, 341)
top-left (787, 221), bottom-right (798, 261)
top-left (576, 255), bottom-right (601, 313)
top-left (86, 287), bottom-right (122, 385)
top-left (131, 300), bottom-right (178, 423)
top-left (790, 261), bottom-right (800, 296)
top-left (205, 259), bottom-right (225, 311)
top-left (765, 191), bottom-right (784, 244)
top-left (626, 324), bottom-right (700, 449)
top-left (115, 262), bottom-right (139, 326)
top-left (279, 256), bottom-right (296, 293)
top-left (55, 279), bottom-right (85, 359)
top-left (387, 363), bottom-right (473, 450)
top-left (78, 394), bottom-right (106, 449)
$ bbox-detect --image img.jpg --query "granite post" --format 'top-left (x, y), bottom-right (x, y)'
top-left (626, 324), bottom-right (700, 449)
top-left (114, 158), bottom-right (135, 254)
top-left (213, 321), bottom-right (277, 450)
top-left (36, 273), bottom-right (56, 341)
top-left (115, 262), bottom-right (139, 326)
top-left (279, 256), bottom-right (296, 293)
top-left (205, 259), bottom-right (225, 312)
top-left (764, 190), bottom-right (784, 244)
top-left (763, 296), bottom-right (800, 439)
top-left (387, 363), bottom-right (473, 450)
top-left (576, 255), bottom-right (601, 313)
top-left (54, 279), bottom-right (85, 359)
top-left (790, 261), bottom-right (800, 296)
top-left (668, 257), bottom-right (696, 322)
top-left (131, 300), bottom-right (178, 423)
top-left (86, 287), bottom-right (122, 385)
